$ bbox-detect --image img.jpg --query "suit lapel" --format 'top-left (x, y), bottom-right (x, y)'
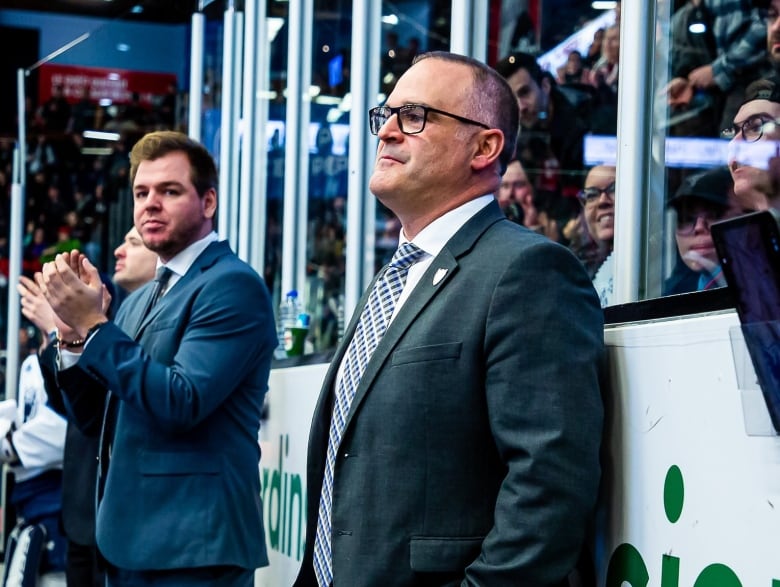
top-left (132, 240), bottom-right (231, 339)
top-left (337, 201), bottom-right (506, 433)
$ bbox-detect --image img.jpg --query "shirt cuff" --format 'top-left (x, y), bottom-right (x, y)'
top-left (57, 348), bottom-right (82, 370)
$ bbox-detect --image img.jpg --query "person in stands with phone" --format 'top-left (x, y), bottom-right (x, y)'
top-left (664, 166), bottom-right (744, 294)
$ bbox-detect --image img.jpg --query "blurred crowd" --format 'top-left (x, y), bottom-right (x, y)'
top-left (0, 84), bottom-right (181, 355)
top-left (3, 0), bottom-right (780, 356)
top-left (494, 0), bottom-right (780, 306)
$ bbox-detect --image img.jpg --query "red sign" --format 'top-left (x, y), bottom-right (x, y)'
top-left (38, 63), bottom-right (177, 107)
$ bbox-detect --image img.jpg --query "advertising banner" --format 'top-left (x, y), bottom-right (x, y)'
top-left (38, 63), bottom-right (176, 107)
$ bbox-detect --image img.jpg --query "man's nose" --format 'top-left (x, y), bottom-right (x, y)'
top-left (143, 191), bottom-right (163, 207)
top-left (377, 114), bottom-right (402, 140)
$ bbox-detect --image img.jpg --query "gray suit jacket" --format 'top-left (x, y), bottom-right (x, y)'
top-left (57, 240), bottom-right (277, 571)
top-left (296, 201), bottom-right (604, 586)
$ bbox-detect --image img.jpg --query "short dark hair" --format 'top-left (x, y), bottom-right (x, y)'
top-left (494, 51), bottom-right (545, 86)
top-left (413, 51), bottom-right (519, 175)
top-left (129, 131), bottom-right (218, 198)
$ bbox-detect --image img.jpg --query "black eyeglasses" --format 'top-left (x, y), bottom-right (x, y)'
top-left (368, 104), bottom-right (490, 136)
top-left (675, 210), bottom-right (724, 235)
top-left (762, 7), bottom-right (779, 24)
top-left (577, 182), bottom-right (615, 206)
top-left (721, 114), bottom-right (780, 142)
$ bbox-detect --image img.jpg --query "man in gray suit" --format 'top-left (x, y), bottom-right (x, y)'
top-left (38, 131), bottom-right (276, 586)
top-left (295, 52), bottom-right (604, 586)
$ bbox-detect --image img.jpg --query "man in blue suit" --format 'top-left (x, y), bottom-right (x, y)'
top-left (295, 52), bottom-right (604, 586)
top-left (38, 131), bottom-right (276, 586)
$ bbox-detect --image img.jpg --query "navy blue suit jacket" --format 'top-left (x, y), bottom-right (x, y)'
top-left (58, 240), bottom-right (276, 571)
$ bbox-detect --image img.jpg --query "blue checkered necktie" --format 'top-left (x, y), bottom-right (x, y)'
top-left (313, 242), bottom-right (425, 586)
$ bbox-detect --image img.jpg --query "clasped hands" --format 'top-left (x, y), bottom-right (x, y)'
top-left (663, 65), bottom-right (715, 108)
top-left (36, 250), bottom-right (111, 343)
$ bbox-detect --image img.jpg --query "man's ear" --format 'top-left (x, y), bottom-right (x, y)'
top-left (541, 76), bottom-right (552, 97)
top-left (471, 129), bottom-right (504, 172)
top-left (203, 188), bottom-right (218, 219)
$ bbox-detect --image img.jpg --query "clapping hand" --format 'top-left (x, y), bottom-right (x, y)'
top-left (17, 275), bottom-right (56, 335)
top-left (37, 251), bottom-right (108, 339)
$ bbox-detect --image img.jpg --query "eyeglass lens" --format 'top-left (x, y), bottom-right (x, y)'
top-left (579, 183), bottom-right (615, 204)
top-left (723, 115), bottom-right (777, 142)
top-left (370, 105), bottom-right (426, 135)
top-left (676, 211), bottom-right (719, 234)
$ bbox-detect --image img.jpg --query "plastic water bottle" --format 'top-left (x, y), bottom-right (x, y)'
top-left (276, 290), bottom-right (300, 359)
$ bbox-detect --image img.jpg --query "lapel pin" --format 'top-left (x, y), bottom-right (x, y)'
top-left (432, 268), bottom-right (448, 286)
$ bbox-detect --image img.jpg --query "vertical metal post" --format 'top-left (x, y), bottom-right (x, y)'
top-left (250, 4), bottom-right (272, 273)
top-left (5, 69), bottom-right (27, 403)
top-left (281, 0), bottom-right (313, 297)
top-left (217, 3), bottom-right (244, 250)
top-left (613, 0), bottom-right (656, 304)
top-left (189, 12), bottom-right (206, 141)
top-left (5, 147), bottom-right (23, 404)
top-left (450, 0), bottom-right (488, 60)
top-left (239, 0), bottom-right (257, 263)
top-left (343, 0), bottom-right (382, 320)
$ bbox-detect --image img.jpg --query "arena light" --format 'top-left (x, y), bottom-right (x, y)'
top-left (81, 147), bottom-right (114, 156)
top-left (592, 1), bottom-right (617, 9)
top-left (83, 130), bottom-right (121, 141)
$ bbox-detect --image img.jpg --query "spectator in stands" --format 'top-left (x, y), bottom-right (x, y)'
top-left (763, 0), bottom-right (780, 78)
top-left (122, 92), bottom-right (147, 128)
top-left (587, 24), bottom-right (620, 134)
top-left (668, 0), bottom-right (722, 136)
top-left (557, 50), bottom-right (588, 85)
top-left (157, 82), bottom-right (178, 129)
top-left (40, 225), bottom-right (83, 265)
top-left (64, 210), bottom-right (88, 244)
top-left (40, 84), bottom-right (71, 134)
top-left (583, 27), bottom-right (605, 69)
top-left (665, 0), bottom-right (767, 132)
top-left (725, 78), bottom-right (780, 211)
top-left (40, 183), bottom-right (67, 243)
top-left (498, 158), bottom-right (542, 231)
top-left (664, 166), bottom-right (742, 294)
top-left (27, 134), bottom-right (57, 177)
top-left (495, 51), bottom-right (588, 234)
top-left (68, 86), bottom-right (95, 135)
top-left (23, 225), bottom-right (47, 275)
top-left (497, 158), bottom-right (525, 224)
top-left (578, 165), bottom-right (616, 307)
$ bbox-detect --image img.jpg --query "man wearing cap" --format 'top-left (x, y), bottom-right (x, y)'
top-left (665, 166), bottom-right (743, 295)
top-left (726, 78), bottom-right (780, 211)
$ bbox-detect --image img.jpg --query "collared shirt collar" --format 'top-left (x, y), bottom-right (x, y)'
top-left (402, 194), bottom-right (493, 256)
top-left (157, 231), bottom-right (220, 291)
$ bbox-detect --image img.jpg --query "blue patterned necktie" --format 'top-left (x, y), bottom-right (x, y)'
top-left (133, 266), bottom-right (171, 339)
top-left (313, 242), bottom-right (425, 586)
top-left (148, 266), bottom-right (172, 312)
